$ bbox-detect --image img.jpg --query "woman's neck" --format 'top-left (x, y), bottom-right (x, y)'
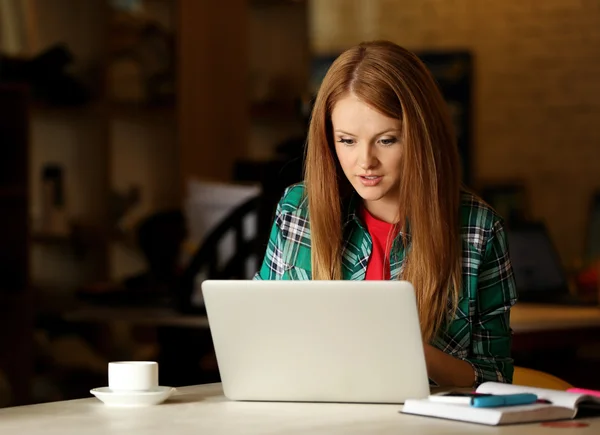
top-left (362, 199), bottom-right (400, 224)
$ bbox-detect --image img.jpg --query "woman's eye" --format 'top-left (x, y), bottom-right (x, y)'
top-left (337, 138), bottom-right (355, 145)
top-left (379, 137), bottom-right (397, 146)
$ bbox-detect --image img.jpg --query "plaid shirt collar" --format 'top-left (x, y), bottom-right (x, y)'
top-left (340, 191), bottom-right (411, 281)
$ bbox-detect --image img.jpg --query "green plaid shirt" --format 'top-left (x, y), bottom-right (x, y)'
top-left (255, 183), bottom-right (518, 386)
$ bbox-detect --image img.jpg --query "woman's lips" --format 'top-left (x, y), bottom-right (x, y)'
top-left (358, 175), bottom-right (382, 186)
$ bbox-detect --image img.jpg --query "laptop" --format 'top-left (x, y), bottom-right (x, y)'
top-left (506, 221), bottom-right (593, 305)
top-left (201, 280), bottom-right (430, 404)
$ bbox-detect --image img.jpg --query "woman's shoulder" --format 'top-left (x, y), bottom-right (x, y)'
top-left (277, 182), bottom-right (309, 215)
top-left (460, 189), bottom-right (504, 225)
top-left (459, 189), bottom-right (505, 251)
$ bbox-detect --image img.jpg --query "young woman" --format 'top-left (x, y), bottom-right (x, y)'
top-left (254, 40), bottom-right (518, 388)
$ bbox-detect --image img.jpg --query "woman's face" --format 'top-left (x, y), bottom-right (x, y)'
top-left (331, 93), bottom-right (403, 222)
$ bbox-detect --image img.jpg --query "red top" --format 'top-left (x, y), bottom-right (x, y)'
top-left (361, 206), bottom-right (397, 280)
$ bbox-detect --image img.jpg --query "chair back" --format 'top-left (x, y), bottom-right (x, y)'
top-left (513, 366), bottom-right (574, 390)
top-left (176, 195), bottom-right (261, 312)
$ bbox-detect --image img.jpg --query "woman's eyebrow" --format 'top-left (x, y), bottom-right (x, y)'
top-left (334, 128), bottom-right (401, 136)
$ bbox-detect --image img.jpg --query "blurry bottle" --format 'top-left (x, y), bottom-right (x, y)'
top-left (40, 164), bottom-right (69, 236)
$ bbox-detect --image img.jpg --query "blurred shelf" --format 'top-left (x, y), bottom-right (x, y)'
top-left (110, 101), bottom-right (176, 121)
top-left (31, 102), bottom-right (105, 118)
top-left (32, 227), bottom-right (132, 249)
top-left (33, 286), bottom-right (82, 315)
top-left (31, 233), bottom-right (77, 246)
top-left (32, 228), bottom-right (106, 250)
top-left (30, 101), bottom-right (177, 122)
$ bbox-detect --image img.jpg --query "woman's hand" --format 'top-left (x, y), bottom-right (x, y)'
top-left (423, 343), bottom-right (476, 387)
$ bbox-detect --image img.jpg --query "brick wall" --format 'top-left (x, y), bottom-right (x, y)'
top-left (309, 0), bottom-right (600, 267)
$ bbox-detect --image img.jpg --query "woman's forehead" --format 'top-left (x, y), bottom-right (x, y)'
top-left (331, 94), bottom-right (402, 133)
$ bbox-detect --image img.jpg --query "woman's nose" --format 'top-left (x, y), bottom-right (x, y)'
top-left (358, 144), bottom-right (377, 170)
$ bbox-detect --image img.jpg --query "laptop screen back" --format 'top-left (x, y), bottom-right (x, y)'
top-left (506, 225), bottom-right (568, 293)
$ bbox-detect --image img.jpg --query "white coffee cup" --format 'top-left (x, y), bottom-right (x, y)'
top-left (108, 361), bottom-right (159, 391)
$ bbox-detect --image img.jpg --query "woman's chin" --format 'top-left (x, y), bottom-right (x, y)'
top-left (353, 186), bottom-right (387, 202)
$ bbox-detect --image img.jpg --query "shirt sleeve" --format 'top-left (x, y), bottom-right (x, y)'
top-left (466, 219), bottom-right (518, 386)
top-left (254, 201), bottom-right (286, 280)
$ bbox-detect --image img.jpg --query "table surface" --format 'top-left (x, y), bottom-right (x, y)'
top-left (63, 305), bottom-right (210, 327)
top-left (510, 303), bottom-right (600, 333)
top-left (1, 383), bottom-right (598, 434)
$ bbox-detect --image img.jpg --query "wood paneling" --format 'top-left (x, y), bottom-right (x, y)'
top-left (177, 0), bottom-right (249, 188)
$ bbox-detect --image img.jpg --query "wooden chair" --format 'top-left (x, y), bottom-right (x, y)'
top-left (513, 366), bottom-right (574, 390)
top-left (175, 194), bottom-right (263, 314)
top-left (158, 194), bottom-right (262, 386)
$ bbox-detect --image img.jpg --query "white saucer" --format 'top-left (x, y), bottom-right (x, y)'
top-left (90, 386), bottom-right (176, 407)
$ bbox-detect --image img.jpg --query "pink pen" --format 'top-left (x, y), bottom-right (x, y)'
top-left (567, 388), bottom-right (600, 398)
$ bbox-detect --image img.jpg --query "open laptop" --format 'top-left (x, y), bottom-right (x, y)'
top-left (506, 221), bottom-right (593, 305)
top-left (201, 280), bottom-right (430, 404)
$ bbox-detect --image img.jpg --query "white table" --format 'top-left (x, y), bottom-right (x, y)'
top-left (1, 383), bottom-right (598, 434)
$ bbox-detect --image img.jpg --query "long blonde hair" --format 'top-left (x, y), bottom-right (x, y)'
top-left (304, 41), bottom-right (462, 342)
